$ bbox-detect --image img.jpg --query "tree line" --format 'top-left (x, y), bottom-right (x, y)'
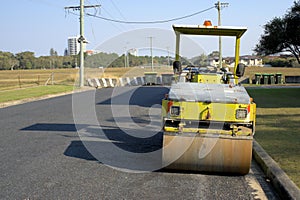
top-left (0, 50), bottom-right (177, 70)
top-left (0, 50), bottom-right (77, 70)
top-left (85, 52), bottom-right (176, 68)
top-left (1, 48), bottom-right (297, 71)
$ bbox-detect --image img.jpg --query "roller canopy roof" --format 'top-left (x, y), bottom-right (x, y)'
top-left (173, 24), bottom-right (247, 38)
top-left (168, 82), bottom-right (250, 104)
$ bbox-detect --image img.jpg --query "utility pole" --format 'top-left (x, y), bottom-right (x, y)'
top-left (215, 1), bottom-right (229, 69)
top-left (124, 47), bottom-right (127, 68)
top-left (166, 46), bottom-right (170, 66)
top-left (79, 0), bottom-right (84, 87)
top-left (65, 2), bottom-right (100, 87)
top-left (127, 50), bottom-right (130, 68)
top-left (148, 37), bottom-right (154, 71)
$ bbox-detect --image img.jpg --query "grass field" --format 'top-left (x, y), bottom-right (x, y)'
top-left (0, 85), bottom-right (74, 103)
top-left (0, 69), bottom-right (78, 91)
top-left (247, 88), bottom-right (300, 188)
top-left (0, 67), bottom-right (174, 91)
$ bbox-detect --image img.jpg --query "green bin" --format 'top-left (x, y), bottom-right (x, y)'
top-left (275, 73), bottom-right (282, 84)
top-left (269, 74), bottom-right (275, 84)
top-left (262, 74), bottom-right (269, 84)
top-left (254, 73), bottom-right (262, 85)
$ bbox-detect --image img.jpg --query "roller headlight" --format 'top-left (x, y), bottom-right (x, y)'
top-left (170, 106), bottom-right (180, 116)
top-left (236, 109), bottom-right (247, 119)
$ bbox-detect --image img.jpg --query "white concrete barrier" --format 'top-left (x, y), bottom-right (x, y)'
top-left (111, 79), bottom-right (118, 87)
top-left (101, 78), bottom-right (108, 87)
top-left (131, 77), bottom-right (138, 86)
top-left (94, 78), bottom-right (101, 88)
top-left (118, 78), bottom-right (124, 87)
top-left (137, 77), bottom-right (145, 85)
top-left (90, 76), bottom-right (170, 88)
top-left (126, 77), bottom-right (131, 86)
top-left (87, 79), bottom-right (94, 87)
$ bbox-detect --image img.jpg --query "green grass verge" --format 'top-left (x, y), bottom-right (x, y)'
top-left (0, 85), bottom-right (75, 103)
top-left (247, 88), bottom-right (300, 188)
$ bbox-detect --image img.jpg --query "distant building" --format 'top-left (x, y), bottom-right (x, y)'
top-left (67, 36), bottom-right (79, 56)
top-left (207, 55), bottom-right (263, 67)
top-left (128, 48), bottom-right (138, 56)
top-left (86, 50), bottom-right (94, 56)
top-left (86, 49), bottom-right (101, 56)
top-left (206, 57), bottom-right (221, 67)
top-left (239, 55), bottom-right (263, 66)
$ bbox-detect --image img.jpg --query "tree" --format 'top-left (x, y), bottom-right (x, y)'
top-left (255, 1), bottom-right (300, 64)
top-left (16, 51), bottom-right (36, 69)
top-left (190, 53), bottom-right (208, 66)
top-left (0, 51), bottom-right (19, 70)
top-left (208, 51), bottom-right (220, 58)
top-left (50, 48), bottom-right (58, 56)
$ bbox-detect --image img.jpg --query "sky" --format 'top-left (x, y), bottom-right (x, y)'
top-left (0, 0), bottom-right (296, 58)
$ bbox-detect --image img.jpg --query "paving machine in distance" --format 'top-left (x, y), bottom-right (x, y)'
top-left (161, 21), bottom-right (256, 174)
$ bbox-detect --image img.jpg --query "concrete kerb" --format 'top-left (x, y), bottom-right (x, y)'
top-left (253, 140), bottom-right (300, 199)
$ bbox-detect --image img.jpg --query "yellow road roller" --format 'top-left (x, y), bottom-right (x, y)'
top-left (162, 22), bottom-right (256, 174)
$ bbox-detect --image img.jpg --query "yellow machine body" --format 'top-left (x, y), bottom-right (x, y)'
top-left (162, 100), bottom-right (256, 135)
top-left (192, 73), bottom-right (223, 84)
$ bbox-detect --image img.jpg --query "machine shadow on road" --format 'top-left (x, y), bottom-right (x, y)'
top-left (66, 124), bottom-right (164, 171)
top-left (20, 123), bottom-right (98, 161)
top-left (97, 86), bottom-right (169, 107)
top-left (21, 123), bottom-right (78, 132)
top-left (64, 140), bottom-right (97, 161)
top-left (20, 122), bottom-right (267, 177)
top-left (20, 122), bottom-right (164, 170)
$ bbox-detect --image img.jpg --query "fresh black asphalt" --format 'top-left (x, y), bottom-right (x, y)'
top-left (0, 86), bottom-right (278, 199)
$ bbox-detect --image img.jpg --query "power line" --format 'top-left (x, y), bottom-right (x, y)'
top-left (84, 0), bottom-right (129, 31)
top-left (110, 0), bottom-right (127, 21)
top-left (86, 6), bottom-right (215, 24)
top-left (101, 6), bottom-right (127, 31)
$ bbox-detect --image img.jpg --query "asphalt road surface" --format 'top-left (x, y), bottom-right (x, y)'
top-left (0, 86), bottom-right (279, 199)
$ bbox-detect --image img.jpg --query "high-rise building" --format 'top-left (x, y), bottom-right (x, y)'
top-left (67, 36), bottom-right (79, 56)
